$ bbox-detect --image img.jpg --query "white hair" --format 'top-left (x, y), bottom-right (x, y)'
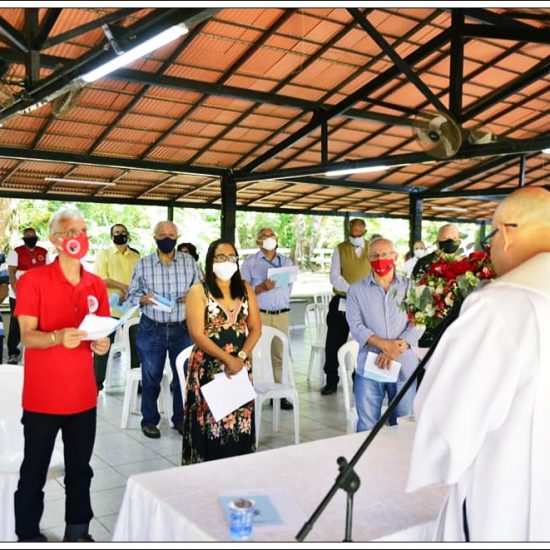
top-left (153, 220), bottom-right (178, 236)
top-left (368, 237), bottom-right (394, 255)
top-left (48, 208), bottom-right (84, 237)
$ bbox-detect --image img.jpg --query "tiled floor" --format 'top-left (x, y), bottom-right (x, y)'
top-left (40, 327), bottom-right (351, 542)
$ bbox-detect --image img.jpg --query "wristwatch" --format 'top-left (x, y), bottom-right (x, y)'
top-left (237, 350), bottom-right (248, 361)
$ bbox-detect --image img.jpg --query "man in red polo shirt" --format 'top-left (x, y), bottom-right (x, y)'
top-left (6, 227), bottom-right (51, 364)
top-left (14, 208), bottom-right (111, 543)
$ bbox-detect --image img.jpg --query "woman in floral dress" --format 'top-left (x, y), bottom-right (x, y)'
top-left (182, 239), bottom-right (261, 464)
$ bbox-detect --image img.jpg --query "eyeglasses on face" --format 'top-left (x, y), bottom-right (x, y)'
top-left (368, 251), bottom-right (394, 260)
top-left (213, 253), bottom-right (239, 263)
top-left (56, 228), bottom-right (88, 238)
top-left (480, 223), bottom-right (518, 249)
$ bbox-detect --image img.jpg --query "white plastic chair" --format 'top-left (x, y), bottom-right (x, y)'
top-left (337, 340), bottom-right (360, 433)
top-left (252, 326), bottom-right (300, 445)
top-left (305, 302), bottom-right (329, 386)
top-left (175, 345), bottom-right (194, 409)
top-left (0, 364), bottom-right (63, 541)
top-left (103, 324), bottom-right (125, 391)
top-left (119, 318), bottom-right (173, 430)
top-left (313, 291), bottom-right (331, 305)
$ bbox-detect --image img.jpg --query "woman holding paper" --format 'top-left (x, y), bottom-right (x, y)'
top-left (182, 239), bottom-right (261, 464)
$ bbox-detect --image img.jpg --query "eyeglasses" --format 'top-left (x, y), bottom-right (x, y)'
top-left (368, 251), bottom-right (394, 260)
top-left (55, 228), bottom-right (88, 238)
top-left (213, 254), bottom-right (239, 263)
top-left (112, 230), bottom-right (128, 236)
top-left (480, 223), bottom-right (518, 250)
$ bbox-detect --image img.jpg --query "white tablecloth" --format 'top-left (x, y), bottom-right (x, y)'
top-left (113, 421), bottom-right (446, 542)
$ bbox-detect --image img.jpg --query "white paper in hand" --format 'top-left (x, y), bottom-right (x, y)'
top-left (361, 351), bottom-right (401, 383)
top-left (200, 368), bottom-right (256, 422)
top-left (266, 266), bottom-right (298, 288)
top-left (78, 315), bottom-right (119, 340)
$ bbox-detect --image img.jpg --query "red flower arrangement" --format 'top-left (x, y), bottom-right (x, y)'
top-left (403, 251), bottom-right (496, 329)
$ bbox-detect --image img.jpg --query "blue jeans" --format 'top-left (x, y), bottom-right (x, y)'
top-left (136, 315), bottom-right (191, 427)
top-left (354, 375), bottom-right (416, 432)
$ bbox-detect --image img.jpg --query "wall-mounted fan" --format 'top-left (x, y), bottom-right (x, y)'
top-left (0, 89), bottom-right (14, 108)
top-left (465, 126), bottom-right (495, 145)
top-left (51, 85), bottom-right (83, 116)
top-left (413, 111), bottom-right (462, 159)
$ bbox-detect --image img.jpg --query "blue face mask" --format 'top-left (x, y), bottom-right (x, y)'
top-left (156, 237), bottom-right (177, 254)
top-left (349, 236), bottom-right (364, 248)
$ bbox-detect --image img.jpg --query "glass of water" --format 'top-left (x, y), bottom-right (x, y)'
top-left (228, 498), bottom-right (256, 541)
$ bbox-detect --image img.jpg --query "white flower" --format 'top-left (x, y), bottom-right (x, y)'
top-left (444, 293), bottom-right (455, 306)
top-left (425, 304), bottom-right (436, 317)
top-left (415, 284), bottom-right (426, 298)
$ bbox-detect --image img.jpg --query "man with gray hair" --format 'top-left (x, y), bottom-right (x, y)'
top-left (127, 221), bottom-right (201, 439)
top-left (14, 208), bottom-right (111, 542)
top-left (346, 237), bottom-right (422, 431)
top-left (412, 223), bottom-right (463, 348)
top-left (412, 223), bottom-right (461, 279)
top-left (321, 218), bottom-right (371, 395)
top-left (408, 187), bottom-right (550, 540)
top-left (241, 227), bottom-right (295, 409)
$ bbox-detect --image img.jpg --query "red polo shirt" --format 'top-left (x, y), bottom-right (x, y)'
top-left (15, 259), bottom-right (110, 414)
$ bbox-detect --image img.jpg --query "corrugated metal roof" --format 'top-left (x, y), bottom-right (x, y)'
top-left (0, 6), bottom-right (547, 219)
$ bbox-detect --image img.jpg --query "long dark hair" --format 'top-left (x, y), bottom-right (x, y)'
top-left (177, 242), bottom-right (199, 262)
top-left (205, 239), bottom-right (246, 300)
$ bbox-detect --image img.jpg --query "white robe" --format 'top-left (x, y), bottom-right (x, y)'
top-left (407, 252), bottom-right (550, 541)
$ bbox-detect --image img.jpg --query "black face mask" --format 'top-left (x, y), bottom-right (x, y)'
top-left (439, 239), bottom-right (460, 254)
top-left (113, 234), bottom-right (128, 245)
top-left (156, 237), bottom-right (177, 254)
top-left (23, 236), bottom-right (38, 248)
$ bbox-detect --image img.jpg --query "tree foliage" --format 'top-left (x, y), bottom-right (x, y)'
top-left (4, 199), bottom-right (482, 271)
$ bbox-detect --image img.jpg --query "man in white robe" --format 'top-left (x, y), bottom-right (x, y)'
top-left (407, 187), bottom-right (550, 541)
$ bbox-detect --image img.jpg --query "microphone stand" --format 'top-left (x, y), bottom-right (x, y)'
top-left (295, 303), bottom-right (460, 542)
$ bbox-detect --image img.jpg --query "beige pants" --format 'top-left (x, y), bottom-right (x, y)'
top-left (259, 311), bottom-right (290, 383)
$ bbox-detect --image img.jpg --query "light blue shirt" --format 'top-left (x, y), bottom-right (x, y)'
top-left (346, 272), bottom-right (423, 380)
top-left (126, 251), bottom-right (201, 322)
top-left (240, 250), bottom-right (294, 311)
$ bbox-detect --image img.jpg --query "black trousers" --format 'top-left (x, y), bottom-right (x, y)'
top-left (8, 297), bottom-right (20, 357)
top-left (322, 295), bottom-right (350, 387)
top-left (93, 322), bottom-right (140, 391)
top-left (14, 408), bottom-right (96, 541)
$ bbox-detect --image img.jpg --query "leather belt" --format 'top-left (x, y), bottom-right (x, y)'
top-left (259, 308), bottom-right (290, 315)
top-left (144, 317), bottom-right (187, 327)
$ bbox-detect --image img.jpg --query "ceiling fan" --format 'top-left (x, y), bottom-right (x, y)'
top-left (413, 110), bottom-right (496, 160)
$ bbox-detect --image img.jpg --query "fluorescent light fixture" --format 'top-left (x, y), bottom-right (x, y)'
top-left (431, 205), bottom-right (468, 212)
top-left (325, 165), bottom-right (388, 177)
top-left (45, 177), bottom-right (116, 186)
top-left (82, 23), bottom-right (189, 83)
top-left (542, 148), bottom-right (550, 154)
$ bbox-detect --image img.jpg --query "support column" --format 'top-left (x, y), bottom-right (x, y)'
top-left (478, 220), bottom-right (487, 249)
top-left (343, 212), bottom-right (350, 240)
top-left (518, 155), bottom-right (526, 187)
top-left (409, 193), bottom-right (423, 253)
top-left (167, 202), bottom-right (174, 222)
top-left (321, 119), bottom-right (328, 163)
top-left (221, 171), bottom-right (237, 242)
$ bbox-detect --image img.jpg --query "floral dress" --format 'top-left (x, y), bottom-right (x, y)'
top-left (182, 284), bottom-right (255, 465)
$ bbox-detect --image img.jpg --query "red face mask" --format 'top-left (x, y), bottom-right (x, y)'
top-left (61, 232), bottom-right (89, 259)
top-left (370, 258), bottom-right (394, 277)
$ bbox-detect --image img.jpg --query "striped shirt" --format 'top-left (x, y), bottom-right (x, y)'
top-left (346, 272), bottom-right (423, 379)
top-left (241, 250), bottom-right (294, 311)
top-left (126, 250), bottom-right (201, 322)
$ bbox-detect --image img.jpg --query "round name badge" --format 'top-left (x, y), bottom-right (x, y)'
top-left (87, 295), bottom-right (99, 314)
